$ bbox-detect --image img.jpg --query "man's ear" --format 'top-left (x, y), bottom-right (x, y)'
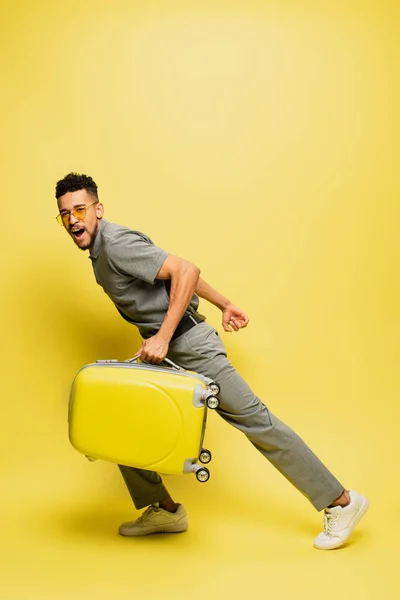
top-left (96, 203), bottom-right (104, 219)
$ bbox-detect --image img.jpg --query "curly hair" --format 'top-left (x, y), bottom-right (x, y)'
top-left (55, 173), bottom-right (99, 200)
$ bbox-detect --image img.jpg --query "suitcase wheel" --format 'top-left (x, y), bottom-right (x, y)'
top-left (199, 449), bottom-right (212, 464)
top-left (208, 382), bottom-right (220, 395)
top-left (206, 395), bottom-right (220, 409)
top-left (196, 467), bottom-right (210, 483)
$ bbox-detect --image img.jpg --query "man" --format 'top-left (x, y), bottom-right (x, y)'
top-left (55, 172), bottom-right (369, 550)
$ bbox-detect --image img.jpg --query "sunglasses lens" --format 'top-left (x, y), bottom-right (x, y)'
top-left (74, 207), bottom-right (87, 220)
top-left (57, 214), bottom-right (67, 226)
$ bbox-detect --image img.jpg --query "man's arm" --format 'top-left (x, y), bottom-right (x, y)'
top-left (137, 255), bottom-right (200, 363)
top-left (195, 276), bottom-right (249, 333)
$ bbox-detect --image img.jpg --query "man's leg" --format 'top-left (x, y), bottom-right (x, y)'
top-left (167, 323), bottom-right (369, 547)
top-left (117, 465), bottom-right (188, 536)
top-left (169, 326), bottom-right (343, 510)
top-left (118, 465), bottom-right (170, 510)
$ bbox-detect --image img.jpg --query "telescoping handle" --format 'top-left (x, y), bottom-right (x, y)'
top-left (125, 354), bottom-right (185, 372)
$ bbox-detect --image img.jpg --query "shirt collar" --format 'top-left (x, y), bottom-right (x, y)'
top-left (89, 218), bottom-right (106, 260)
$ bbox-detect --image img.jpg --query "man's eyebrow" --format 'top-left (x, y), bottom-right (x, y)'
top-left (60, 204), bottom-right (86, 213)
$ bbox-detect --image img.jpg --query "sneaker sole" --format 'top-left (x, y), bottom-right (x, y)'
top-left (313, 497), bottom-right (369, 550)
top-left (119, 524), bottom-right (188, 537)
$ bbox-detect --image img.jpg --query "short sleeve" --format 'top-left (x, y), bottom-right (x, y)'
top-left (108, 229), bottom-right (169, 284)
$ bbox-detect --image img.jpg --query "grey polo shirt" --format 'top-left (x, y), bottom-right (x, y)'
top-left (89, 219), bottom-right (203, 338)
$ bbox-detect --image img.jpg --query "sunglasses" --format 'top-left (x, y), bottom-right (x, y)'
top-left (56, 200), bottom-right (98, 226)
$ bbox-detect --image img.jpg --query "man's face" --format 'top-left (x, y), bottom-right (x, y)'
top-left (57, 189), bottom-right (104, 251)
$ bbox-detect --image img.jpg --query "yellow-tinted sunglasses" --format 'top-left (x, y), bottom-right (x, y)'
top-left (56, 200), bottom-right (98, 226)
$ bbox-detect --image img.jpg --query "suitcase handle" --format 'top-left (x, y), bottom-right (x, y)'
top-left (126, 354), bottom-right (185, 372)
top-left (125, 354), bottom-right (221, 398)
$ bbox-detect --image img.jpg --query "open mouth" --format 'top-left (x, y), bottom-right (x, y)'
top-left (71, 228), bottom-right (85, 239)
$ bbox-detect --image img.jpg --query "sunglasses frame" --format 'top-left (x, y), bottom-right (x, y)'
top-left (56, 200), bottom-right (98, 226)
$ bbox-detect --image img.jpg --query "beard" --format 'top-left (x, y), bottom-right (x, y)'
top-left (79, 228), bottom-right (98, 251)
top-left (71, 221), bottom-right (99, 251)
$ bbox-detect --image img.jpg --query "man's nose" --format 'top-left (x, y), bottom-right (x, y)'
top-left (68, 212), bottom-right (79, 225)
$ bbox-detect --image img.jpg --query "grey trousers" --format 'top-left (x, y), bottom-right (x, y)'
top-left (119, 322), bottom-right (344, 512)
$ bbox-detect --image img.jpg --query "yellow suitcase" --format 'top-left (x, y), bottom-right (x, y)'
top-left (68, 356), bottom-right (220, 482)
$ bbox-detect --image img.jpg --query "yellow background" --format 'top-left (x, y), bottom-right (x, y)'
top-left (1, 1), bottom-right (398, 598)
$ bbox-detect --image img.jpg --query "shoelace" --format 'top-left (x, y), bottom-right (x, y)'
top-left (137, 504), bottom-right (160, 523)
top-left (324, 511), bottom-right (340, 536)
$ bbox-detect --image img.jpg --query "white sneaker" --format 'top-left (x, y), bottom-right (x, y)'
top-left (314, 490), bottom-right (369, 550)
top-left (119, 504), bottom-right (188, 537)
